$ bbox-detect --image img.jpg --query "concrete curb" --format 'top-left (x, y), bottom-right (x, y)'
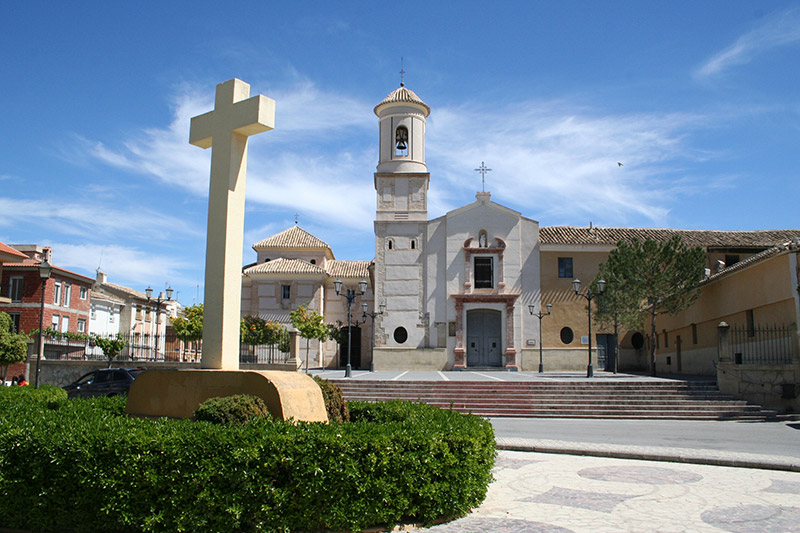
top-left (495, 437), bottom-right (800, 473)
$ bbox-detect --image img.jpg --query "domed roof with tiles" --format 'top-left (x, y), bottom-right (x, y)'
top-left (374, 85), bottom-right (430, 117)
top-left (252, 225), bottom-right (331, 250)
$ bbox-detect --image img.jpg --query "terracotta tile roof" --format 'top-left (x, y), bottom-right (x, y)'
top-left (3, 259), bottom-right (94, 283)
top-left (540, 226), bottom-right (800, 248)
top-left (243, 258), bottom-right (325, 275)
top-left (252, 226), bottom-right (331, 250)
top-left (253, 310), bottom-right (293, 325)
top-left (0, 242), bottom-right (27, 261)
top-left (326, 260), bottom-right (371, 279)
top-left (96, 282), bottom-right (148, 301)
top-left (706, 238), bottom-right (800, 282)
top-left (374, 85), bottom-right (430, 116)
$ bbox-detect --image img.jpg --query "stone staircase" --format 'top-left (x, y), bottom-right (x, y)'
top-left (331, 380), bottom-right (777, 420)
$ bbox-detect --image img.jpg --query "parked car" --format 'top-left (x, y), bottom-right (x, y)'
top-left (63, 367), bottom-right (146, 398)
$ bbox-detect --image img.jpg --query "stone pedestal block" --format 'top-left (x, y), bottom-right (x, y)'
top-left (125, 369), bottom-right (327, 422)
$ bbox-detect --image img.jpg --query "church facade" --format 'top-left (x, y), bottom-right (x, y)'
top-left (242, 85), bottom-right (800, 375)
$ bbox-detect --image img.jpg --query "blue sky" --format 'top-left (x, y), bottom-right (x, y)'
top-left (1, 2), bottom-right (798, 307)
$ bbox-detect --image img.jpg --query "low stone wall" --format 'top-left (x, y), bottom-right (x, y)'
top-left (372, 347), bottom-right (449, 370)
top-left (520, 348), bottom-right (597, 372)
top-left (716, 362), bottom-right (800, 414)
top-left (39, 360), bottom-right (300, 388)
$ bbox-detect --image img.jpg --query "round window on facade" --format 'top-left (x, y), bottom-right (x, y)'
top-left (393, 327), bottom-right (408, 344)
top-left (560, 327), bottom-right (574, 345)
top-left (631, 332), bottom-right (645, 350)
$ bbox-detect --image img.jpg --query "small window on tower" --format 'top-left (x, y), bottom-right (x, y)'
top-left (395, 126), bottom-right (409, 156)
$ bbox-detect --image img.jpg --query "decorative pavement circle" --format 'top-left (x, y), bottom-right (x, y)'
top-left (700, 505), bottom-right (800, 532)
top-left (577, 465), bottom-right (703, 484)
top-left (426, 517), bottom-right (574, 532)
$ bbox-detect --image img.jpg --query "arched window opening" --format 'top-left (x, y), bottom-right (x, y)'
top-left (387, 239), bottom-right (394, 250)
top-left (395, 126), bottom-right (409, 156)
top-left (410, 239), bottom-right (416, 250)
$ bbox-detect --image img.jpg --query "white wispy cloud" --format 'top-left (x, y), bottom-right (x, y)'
top-left (696, 7), bottom-right (800, 78)
top-left (76, 82), bottom-right (724, 234)
top-left (48, 242), bottom-right (194, 290)
top-left (0, 197), bottom-right (202, 243)
top-left (427, 101), bottom-right (711, 226)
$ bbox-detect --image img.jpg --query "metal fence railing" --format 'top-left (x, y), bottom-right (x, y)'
top-left (33, 333), bottom-right (289, 365)
top-left (728, 324), bottom-right (796, 364)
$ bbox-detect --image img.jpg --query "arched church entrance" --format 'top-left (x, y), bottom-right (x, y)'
top-left (466, 309), bottom-right (502, 367)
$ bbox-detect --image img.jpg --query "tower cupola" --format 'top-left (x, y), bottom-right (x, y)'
top-left (374, 85), bottom-right (430, 173)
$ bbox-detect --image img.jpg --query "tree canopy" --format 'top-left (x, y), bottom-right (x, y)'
top-left (170, 304), bottom-right (204, 343)
top-left (290, 304), bottom-right (328, 371)
top-left (0, 312), bottom-right (28, 382)
top-left (595, 236), bottom-right (706, 376)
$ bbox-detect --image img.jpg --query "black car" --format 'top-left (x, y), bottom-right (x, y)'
top-left (64, 367), bottom-right (146, 398)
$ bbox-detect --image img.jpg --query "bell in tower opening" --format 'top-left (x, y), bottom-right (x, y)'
top-left (395, 125), bottom-right (409, 155)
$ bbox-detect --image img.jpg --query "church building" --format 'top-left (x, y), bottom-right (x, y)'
top-left (242, 85), bottom-right (800, 375)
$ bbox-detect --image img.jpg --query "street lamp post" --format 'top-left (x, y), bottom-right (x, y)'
top-left (528, 303), bottom-right (552, 373)
top-left (573, 278), bottom-right (605, 378)
top-left (334, 278), bottom-right (367, 378)
top-left (35, 260), bottom-right (52, 389)
top-left (362, 301), bottom-right (386, 372)
top-left (145, 286), bottom-right (173, 361)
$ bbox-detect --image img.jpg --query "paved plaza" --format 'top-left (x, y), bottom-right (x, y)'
top-left (425, 450), bottom-right (800, 532)
top-left (315, 370), bottom-right (800, 531)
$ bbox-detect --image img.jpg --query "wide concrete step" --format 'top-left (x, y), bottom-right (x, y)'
top-left (332, 379), bottom-right (776, 420)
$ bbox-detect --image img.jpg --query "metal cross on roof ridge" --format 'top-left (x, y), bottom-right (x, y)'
top-left (474, 161), bottom-right (492, 192)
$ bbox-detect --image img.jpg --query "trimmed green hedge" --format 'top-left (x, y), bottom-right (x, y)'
top-left (0, 387), bottom-right (495, 532)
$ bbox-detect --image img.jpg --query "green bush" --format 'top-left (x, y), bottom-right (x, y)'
top-left (0, 394), bottom-right (495, 532)
top-left (312, 375), bottom-right (350, 423)
top-left (0, 384), bottom-right (67, 405)
top-left (193, 394), bottom-right (271, 425)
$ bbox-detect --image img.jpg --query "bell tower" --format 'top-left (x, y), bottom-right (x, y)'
top-left (373, 85), bottom-right (431, 351)
top-left (374, 84), bottom-right (430, 222)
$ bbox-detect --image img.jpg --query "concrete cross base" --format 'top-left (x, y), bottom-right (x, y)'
top-left (125, 369), bottom-right (328, 422)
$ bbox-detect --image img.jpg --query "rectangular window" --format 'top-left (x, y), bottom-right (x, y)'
top-left (109, 311), bottom-right (114, 323)
top-left (53, 281), bottom-right (62, 305)
top-left (9, 313), bottom-right (20, 333)
top-left (558, 257), bottom-right (573, 278)
top-left (691, 323), bottom-right (698, 345)
top-left (474, 257), bottom-right (494, 289)
top-left (61, 316), bottom-right (69, 333)
top-left (51, 315), bottom-right (59, 330)
top-left (80, 286), bottom-right (88, 300)
top-left (64, 283), bottom-right (71, 307)
top-left (746, 309), bottom-right (755, 338)
top-left (77, 319), bottom-right (86, 333)
top-left (91, 305), bottom-right (96, 319)
top-left (281, 285), bottom-right (291, 299)
top-left (9, 277), bottom-right (24, 302)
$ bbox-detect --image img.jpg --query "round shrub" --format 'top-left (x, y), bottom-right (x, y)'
top-left (313, 375), bottom-right (350, 423)
top-left (193, 394), bottom-right (271, 425)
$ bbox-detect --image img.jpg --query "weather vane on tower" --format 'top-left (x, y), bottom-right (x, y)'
top-left (400, 57), bottom-right (405, 87)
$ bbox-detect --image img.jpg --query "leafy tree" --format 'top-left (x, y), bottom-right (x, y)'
top-left (596, 236), bottom-right (706, 376)
top-left (170, 304), bottom-right (204, 359)
top-left (290, 304), bottom-right (329, 372)
top-left (0, 312), bottom-right (28, 383)
top-left (91, 334), bottom-right (127, 368)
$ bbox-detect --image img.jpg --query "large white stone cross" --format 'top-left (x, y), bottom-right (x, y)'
top-left (190, 79), bottom-right (275, 369)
